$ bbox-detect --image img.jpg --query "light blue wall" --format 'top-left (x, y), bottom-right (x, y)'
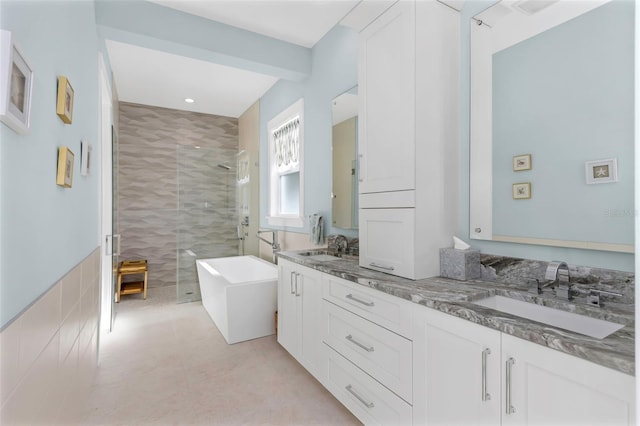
top-left (460, 0), bottom-right (634, 272)
top-left (94, 0), bottom-right (311, 81)
top-left (492, 1), bottom-right (634, 245)
top-left (259, 25), bottom-right (358, 239)
top-left (0, 1), bottom-right (102, 328)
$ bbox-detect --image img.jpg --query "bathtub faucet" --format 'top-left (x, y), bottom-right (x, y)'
top-left (257, 230), bottom-right (281, 252)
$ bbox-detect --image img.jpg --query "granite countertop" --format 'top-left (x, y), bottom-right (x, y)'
top-left (277, 250), bottom-right (635, 376)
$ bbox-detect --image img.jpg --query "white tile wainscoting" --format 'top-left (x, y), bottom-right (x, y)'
top-left (0, 248), bottom-right (101, 424)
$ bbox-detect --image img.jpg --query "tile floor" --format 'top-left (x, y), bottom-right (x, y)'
top-left (80, 286), bottom-right (360, 425)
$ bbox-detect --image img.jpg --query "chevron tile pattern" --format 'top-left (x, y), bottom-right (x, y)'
top-left (117, 103), bottom-right (239, 301)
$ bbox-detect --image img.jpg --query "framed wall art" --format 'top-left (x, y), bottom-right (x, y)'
top-left (513, 154), bottom-right (532, 171)
top-left (80, 140), bottom-right (91, 176)
top-left (512, 182), bottom-right (531, 199)
top-left (585, 158), bottom-right (618, 185)
top-left (56, 146), bottom-right (74, 188)
top-left (0, 30), bottom-right (34, 134)
top-left (56, 76), bottom-right (74, 124)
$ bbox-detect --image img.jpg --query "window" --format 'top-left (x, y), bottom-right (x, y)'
top-left (267, 99), bottom-right (304, 227)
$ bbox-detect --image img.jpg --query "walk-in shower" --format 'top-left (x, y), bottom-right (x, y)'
top-left (176, 146), bottom-right (238, 303)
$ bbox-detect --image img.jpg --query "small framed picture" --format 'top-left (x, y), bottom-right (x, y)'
top-left (56, 146), bottom-right (74, 188)
top-left (0, 30), bottom-right (34, 134)
top-left (585, 158), bottom-right (618, 185)
top-left (80, 140), bottom-right (91, 176)
top-left (513, 154), bottom-right (532, 171)
top-left (56, 76), bottom-right (74, 124)
top-left (512, 182), bottom-right (531, 199)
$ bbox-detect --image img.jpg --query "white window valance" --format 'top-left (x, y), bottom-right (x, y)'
top-left (273, 116), bottom-right (300, 173)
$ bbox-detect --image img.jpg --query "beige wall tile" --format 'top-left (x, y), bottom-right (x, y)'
top-left (59, 302), bottom-right (80, 362)
top-left (61, 266), bottom-right (81, 321)
top-left (1, 332), bottom-right (60, 424)
top-left (0, 318), bottom-right (21, 406)
top-left (1, 250), bottom-right (99, 425)
top-left (18, 284), bottom-right (61, 377)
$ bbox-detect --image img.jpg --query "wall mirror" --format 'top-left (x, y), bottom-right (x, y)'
top-left (332, 86), bottom-right (359, 229)
top-left (469, 0), bottom-right (634, 253)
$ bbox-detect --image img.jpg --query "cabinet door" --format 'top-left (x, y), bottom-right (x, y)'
top-left (413, 307), bottom-right (501, 425)
top-left (358, 0), bottom-right (415, 194)
top-left (277, 259), bottom-right (299, 358)
top-left (298, 266), bottom-right (323, 379)
top-left (502, 333), bottom-right (635, 426)
top-left (359, 208), bottom-right (415, 279)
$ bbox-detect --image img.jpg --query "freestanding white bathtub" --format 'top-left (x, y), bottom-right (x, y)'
top-left (196, 255), bottom-right (278, 344)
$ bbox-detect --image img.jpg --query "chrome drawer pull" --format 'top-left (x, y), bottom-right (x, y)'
top-left (506, 357), bottom-right (516, 414)
top-left (346, 293), bottom-right (375, 307)
top-left (290, 272), bottom-right (295, 295)
top-left (345, 334), bottom-right (374, 352)
top-left (295, 273), bottom-right (301, 297)
top-left (482, 348), bottom-right (491, 401)
top-left (369, 262), bottom-right (394, 271)
top-left (346, 384), bottom-right (374, 408)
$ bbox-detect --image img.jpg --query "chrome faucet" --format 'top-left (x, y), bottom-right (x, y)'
top-left (333, 235), bottom-right (348, 253)
top-left (527, 278), bottom-right (554, 295)
top-left (545, 261), bottom-right (572, 300)
top-left (257, 230), bottom-right (281, 251)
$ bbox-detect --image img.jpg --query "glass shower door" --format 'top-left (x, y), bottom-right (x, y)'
top-left (176, 145), bottom-right (238, 303)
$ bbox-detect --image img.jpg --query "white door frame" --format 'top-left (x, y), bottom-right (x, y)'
top-left (98, 53), bottom-right (114, 337)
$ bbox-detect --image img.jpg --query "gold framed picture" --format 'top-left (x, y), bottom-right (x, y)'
top-left (56, 76), bottom-right (74, 124)
top-left (56, 146), bottom-right (74, 188)
top-left (513, 154), bottom-right (532, 171)
top-left (512, 182), bottom-right (531, 199)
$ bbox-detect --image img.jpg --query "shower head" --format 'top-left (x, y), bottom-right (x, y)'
top-left (217, 163), bottom-right (231, 170)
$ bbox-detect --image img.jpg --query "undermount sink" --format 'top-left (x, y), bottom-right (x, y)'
top-left (297, 251), bottom-right (341, 261)
top-left (472, 295), bottom-right (624, 339)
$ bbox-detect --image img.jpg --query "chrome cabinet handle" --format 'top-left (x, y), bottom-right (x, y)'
top-left (346, 293), bottom-right (375, 307)
top-left (295, 273), bottom-right (301, 297)
top-left (290, 272), bottom-right (295, 295)
top-left (506, 357), bottom-right (516, 414)
top-left (345, 334), bottom-right (374, 352)
top-left (346, 384), bottom-right (374, 408)
top-left (369, 262), bottom-right (394, 271)
top-left (358, 154), bottom-right (363, 183)
top-left (482, 348), bottom-right (491, 401)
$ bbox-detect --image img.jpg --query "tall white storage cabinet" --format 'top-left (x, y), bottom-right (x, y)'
top-left (358, 0), bottom-right (460, 280)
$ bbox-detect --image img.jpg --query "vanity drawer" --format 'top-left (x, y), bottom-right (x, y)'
top-left (323, 343), bottom-right (412, 426)
top-left (322, 301), bottom-right (413, 403)
top-left (322, 274), bottom-right (413, 339)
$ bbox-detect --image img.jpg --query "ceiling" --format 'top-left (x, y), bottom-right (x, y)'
top-left (108, 0), bottom-right (359, 118)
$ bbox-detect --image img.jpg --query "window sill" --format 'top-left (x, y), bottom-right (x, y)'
top-left (267, 216), bottom-right (304, 228)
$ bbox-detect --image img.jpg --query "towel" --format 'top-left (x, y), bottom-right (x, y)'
top-left (309, 214), bottom-right (324, 245)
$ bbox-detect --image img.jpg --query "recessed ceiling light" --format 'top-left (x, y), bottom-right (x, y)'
top-left (184, 98), bottom-right (195, 103)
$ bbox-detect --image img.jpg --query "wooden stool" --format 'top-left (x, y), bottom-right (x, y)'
top-left (116, 259), bottom-right (148, 302)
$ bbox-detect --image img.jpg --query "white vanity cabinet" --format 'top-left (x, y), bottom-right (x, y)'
top-left (358, 208), bottom-right (416, 281)
top-left (413, 305), bottom-right (636, 426)
top-left (357, 0), bottom-right (460, 280)
top-left (320, 274), bottom-right (414, 425)
top-left (413, 307), bottom-right (502, 425)
top-left (502, 333), bottom-right (635, 426)
top-left (277, 259), bottom-right (323, 379)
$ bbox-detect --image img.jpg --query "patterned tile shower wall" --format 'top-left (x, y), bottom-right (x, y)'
top-left (118, 102), bottom-right (239, 295)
